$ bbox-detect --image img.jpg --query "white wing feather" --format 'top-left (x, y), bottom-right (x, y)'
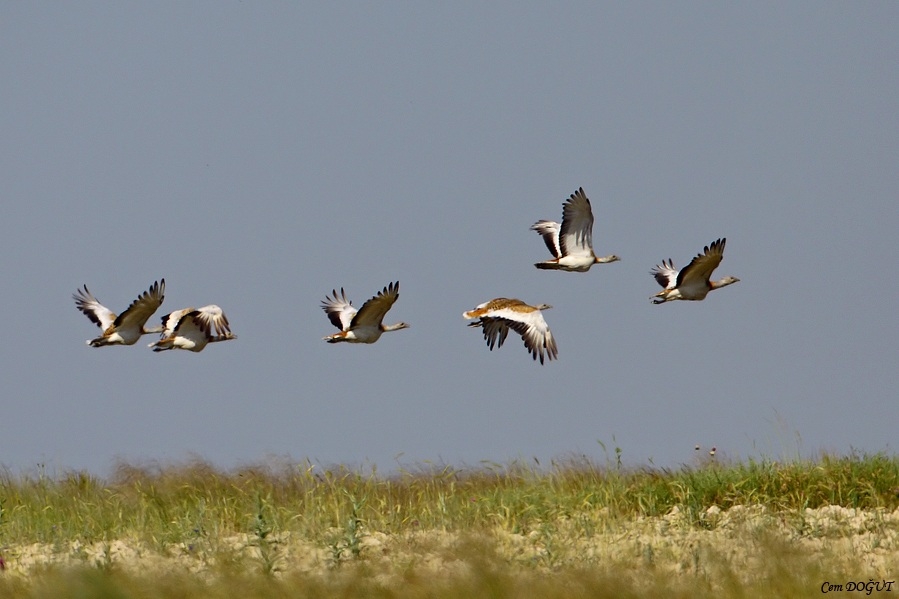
top-left (558, 189), bottom-right (595, 259)
top-left (190, 304), bottom-right (231, 336)
top-left (530, 220), bottom-right (562, 259)
top-left (321, 288), bottom-right (357, 331)
top-left (73, 286), bottom-right (117, 331)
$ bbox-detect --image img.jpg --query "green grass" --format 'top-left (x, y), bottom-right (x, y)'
top-left (1, 452), bottom-right (899, 597)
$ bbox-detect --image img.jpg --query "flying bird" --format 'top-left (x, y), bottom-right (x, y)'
top-left (149, 305), bottom-right (236, 352)
top-left (463, 298), bottom-right (558, 364)
top-left (531, 187), bottom-right (620, 272)
top-left (321, 281), bottom-right (409, 343)
top-left (650, 238), bottom-right (740, 304)
top-left (73, 279), bottom-right (166, 346)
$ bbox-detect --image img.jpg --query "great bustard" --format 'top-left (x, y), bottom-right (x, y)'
top-left (463, 298), bottom-right (558, 364)
top-left (149, 305), bottom-right (236, 352)
top-left (321, 281), bottom-right (409, 343)
top-left (650, 238), bottom-right (740, 304)
top-left (73, 279), bottom-right (165, 347)
top-left (531, 187), bottom-right (620, 272)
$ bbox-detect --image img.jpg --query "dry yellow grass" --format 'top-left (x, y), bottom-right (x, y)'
top-left (1, 453), bottom-right (898, 597)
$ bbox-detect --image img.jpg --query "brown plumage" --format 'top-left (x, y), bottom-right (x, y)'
top-left (531, 187), bottom-right (620, 272)
top-left (650, 238), bottom-right (740, 303)
top-left (463, 298), bottom-right (558, 364)
top-left (73, 279), bottom-right (166, 346)
top-left (321, 281), bottom-right (410, 343)
top-left (149, 304), bottom-right (236, 352)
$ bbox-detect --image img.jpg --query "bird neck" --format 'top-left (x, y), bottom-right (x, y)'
top-left (711, 278), bottom-right (736, 289)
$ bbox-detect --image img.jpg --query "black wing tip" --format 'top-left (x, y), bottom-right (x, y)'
top-left (379, 281), bottom-right (400, 298)
top-left (650, 259), bottom-right (674, 284)
top-left (570, 186), bottom-right (589, 203)
top-left (72, 283), bottom-right (97, 304)
top-left (141, 278), bottom-right (165, 303)
top-left (706, 238), bottom-right (726, 252)
top-left (533, 342), bottom-right (558, 365)
top-left (322, 287), bottom-right (351, 309)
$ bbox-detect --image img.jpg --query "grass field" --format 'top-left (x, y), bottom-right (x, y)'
top-left (1, 451), bottom-right (898, 597)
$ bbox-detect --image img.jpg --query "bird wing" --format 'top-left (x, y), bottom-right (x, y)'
top-left (530, 220), bottom-right (562, 259)
top-left (321, 288), bottom-right (357, 331)
top-left (169, 312), bottom-right (208, 344)
top-left (558, 187), bottom-right (595, 258)
top-left (676, 238), bottom-right (726, 287)
top-left (352, 281), bottom-right (399, 329)
top-left (650, 260), bottom-right (679, 289)
top-left (73, 285), bottom-right (117, 331)
top-left (159, 308), bottom-right (195, 335)
top-left (188, 305), bottom-right (231, 336)
top-left (114, 279), bottom-right (166, 330)
top-left (484, 305), bottom-right (557, 364)
top-left (470, 317), bottom-right (512, 350)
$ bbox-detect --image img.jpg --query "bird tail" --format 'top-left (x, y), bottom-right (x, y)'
top-left (149, 338), bottom-right (174, 351)
top-left (534, 261), bottom-right (560, 270)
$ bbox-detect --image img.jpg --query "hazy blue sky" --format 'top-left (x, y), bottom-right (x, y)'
top-left (2, 3), bottom-right (897, 476)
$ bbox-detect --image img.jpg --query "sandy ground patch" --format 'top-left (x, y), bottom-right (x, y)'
top-left (3, 504), bottom-right (899, 586)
